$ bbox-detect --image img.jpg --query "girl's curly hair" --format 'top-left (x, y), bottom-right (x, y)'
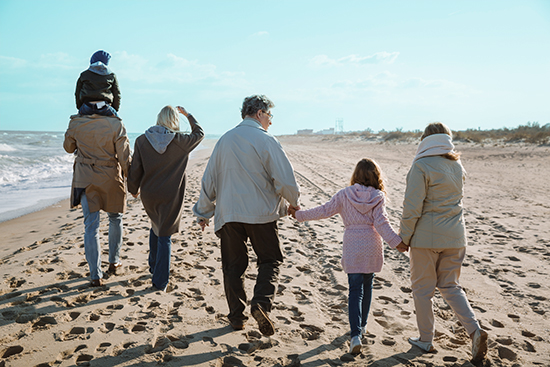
top-left (350, 158), bottom-right (386, 196)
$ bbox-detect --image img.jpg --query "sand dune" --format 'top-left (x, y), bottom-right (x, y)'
top-left (1, 135), bottom-right (549, 367)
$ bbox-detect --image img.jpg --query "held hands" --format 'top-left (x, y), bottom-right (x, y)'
top-left (396, 242), bottom-right (409, 253)
top-left (287, 204), bottom-right (300, 219)
top-left (176, 106), bottom-right (189, 117)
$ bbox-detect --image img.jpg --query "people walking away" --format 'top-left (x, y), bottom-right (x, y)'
top-left (63, 113), bottom-right (130, 286)
top-left (193, 95), bottom-right (300, 336)
top-left (289, 158), bottom-right (408, 354)
top-left (75, 50), bottom-right (121, 117)
top-left (128, 105), bottom-right (204, 291)
top-left (400, 122), bottom-right (488, 362)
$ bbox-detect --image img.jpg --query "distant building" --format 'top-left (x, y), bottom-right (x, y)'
top-left (297, 129), bottom-right (313, 135)
top-left (316, 128), bottom-right (335, 135)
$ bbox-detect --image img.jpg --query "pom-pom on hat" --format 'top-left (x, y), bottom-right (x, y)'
top-left (90, 50), bottom-right (111, 65)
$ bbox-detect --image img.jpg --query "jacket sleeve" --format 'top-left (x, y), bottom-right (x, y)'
top-left (372, 197), bottom-right (402, 248)
top-left (192, 149), bottom-right (217, 220)
top-left (111, 74), bottom-right (121, 111)
top-left (262, 138), bottom-right (300, 207)
top-left (75, 76), bottom-right (83, 109)
top-left (114, 122), bottom-right (131, 178)
top-left (295, 191), bottom-right (342, 222)
top-left (178, 115), bottom-right (205, 152)
top-left (399, 162), bottom-right (427, 245)
top-left (63, 124), bottom-right (76, 153)
top-left (127, 141), bottom-right (143, 195)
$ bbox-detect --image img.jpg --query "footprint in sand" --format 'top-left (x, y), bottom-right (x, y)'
top-left (132, 321), bottom-right (147, 332)
top-left (96, 342), bottom-right (111, 352)
top-left (299, 324), bottom-right (324, 340)
top-left (490, 319), bottom-right (505, 328)
top-left (2, 345), bottom-right (24, 358)
top-left (100, 322), bottom-right (115, 333)
top-left (32, 316), bottom-right (58, 329)
top-left (75, 354), bottom-right (93, 365)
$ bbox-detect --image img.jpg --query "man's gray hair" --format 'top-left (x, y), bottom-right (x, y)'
top-left (241, 95), bottom-right (275, 119)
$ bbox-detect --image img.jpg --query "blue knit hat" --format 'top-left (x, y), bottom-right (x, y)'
top-left (90, 50), bottom-right (111, 65)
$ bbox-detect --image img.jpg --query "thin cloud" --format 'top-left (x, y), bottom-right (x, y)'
top-left (250, 31), bottom-right (269, 38)
top-left (0, 55), bottom-right (28, 70)
top-left (114, 51), bottom-right (248, 88)
top-left (310, 52), bottom-right (400, 67)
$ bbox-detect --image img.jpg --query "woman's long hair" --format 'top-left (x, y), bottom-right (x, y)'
top-left (422, 122), bottom-right (461, 161)
top-left (350, 158), bottom-right (387, 196)
top-left (156, 105), bottom-right (180, 132)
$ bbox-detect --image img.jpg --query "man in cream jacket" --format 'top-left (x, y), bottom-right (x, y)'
top-left (193, 95), bottom-right (300, 336)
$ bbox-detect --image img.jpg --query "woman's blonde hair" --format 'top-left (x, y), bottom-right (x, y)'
top-left (350, 158), bottom-right (386, 196)
top-left (421, 122), bottom-right (461, 161)
top-left (156, 105), bottom-right (180, 132)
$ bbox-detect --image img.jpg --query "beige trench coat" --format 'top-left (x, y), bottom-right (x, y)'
top-left (63, 114), bottom-right (130, 213)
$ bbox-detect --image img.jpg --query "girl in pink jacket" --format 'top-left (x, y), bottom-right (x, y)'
top-left (289, 158), bottom-right (407, 354)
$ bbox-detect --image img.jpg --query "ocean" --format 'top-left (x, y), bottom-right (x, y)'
top-left (0, 130), bottom-right (217, 223)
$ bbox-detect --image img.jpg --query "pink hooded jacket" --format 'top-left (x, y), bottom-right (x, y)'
top-left (295, 184), bottom-right (402, 274)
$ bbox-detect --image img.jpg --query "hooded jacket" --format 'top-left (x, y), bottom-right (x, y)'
top-left (295, 184), bottom-right (402, 274)
top-left (63, 114), bottom-right (130, 213)
top-left (75, 62), bottom-right (121, 111)
top-left (127, 116), bottom-right (204, 236)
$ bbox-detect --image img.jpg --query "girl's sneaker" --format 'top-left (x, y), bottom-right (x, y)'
top-left (349, 336), bottom-right (362, 354)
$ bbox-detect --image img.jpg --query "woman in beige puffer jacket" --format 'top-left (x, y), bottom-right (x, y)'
top-left (400, 122), bottom-right (488, 362)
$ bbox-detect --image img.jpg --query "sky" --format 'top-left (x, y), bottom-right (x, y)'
top-left (0, 0), bottom-right (549, 136)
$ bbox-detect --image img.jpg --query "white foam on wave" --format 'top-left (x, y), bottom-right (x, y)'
top-left (0, 143), bottom-right (16, 152)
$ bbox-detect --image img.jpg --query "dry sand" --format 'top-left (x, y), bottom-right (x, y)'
top-left (1, 135), bottom-right (549, 367)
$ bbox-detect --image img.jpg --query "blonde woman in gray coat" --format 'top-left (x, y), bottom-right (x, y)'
top-left (400, 122), bottom-right (488, 362)
top-left (128, 105), bottom-right (204, 291)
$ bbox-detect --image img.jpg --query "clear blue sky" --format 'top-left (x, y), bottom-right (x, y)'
top-left (1, 0), bottom-right (549, 135)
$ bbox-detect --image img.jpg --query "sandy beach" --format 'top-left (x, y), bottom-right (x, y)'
top-left (1, 135), bottom-right (549, 367)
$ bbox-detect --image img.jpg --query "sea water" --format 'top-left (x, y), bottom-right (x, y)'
top-left (0, 130), bottom-right (216, 223)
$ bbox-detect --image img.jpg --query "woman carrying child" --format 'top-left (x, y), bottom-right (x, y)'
top-left (289, 159), bottom-right (407, 354)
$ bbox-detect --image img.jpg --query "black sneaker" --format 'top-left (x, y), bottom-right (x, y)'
top-left (251, 304), bottom-right (275, 336)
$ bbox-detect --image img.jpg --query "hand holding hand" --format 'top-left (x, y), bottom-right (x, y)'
top-left (396, 242), bottom-right (409, 253)
top-left (287, 204), bottom-right (300, 219)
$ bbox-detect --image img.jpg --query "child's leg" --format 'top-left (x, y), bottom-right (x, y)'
top-left (347, 273), bottom-right (365, 338)
top-left (361, 273), bottom-right (375, 330)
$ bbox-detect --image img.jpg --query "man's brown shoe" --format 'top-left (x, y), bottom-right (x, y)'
top-left (251, 304), bottom-right (275, 336)
top-left (108, 262), bottom-right (122, 275)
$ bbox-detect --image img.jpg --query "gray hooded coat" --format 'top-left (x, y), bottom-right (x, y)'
top-left (127, 116), bottom-right (204, 236)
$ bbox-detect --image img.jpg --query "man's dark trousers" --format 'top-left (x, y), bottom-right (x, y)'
top-left (217, 221), bottom-right (282, 324)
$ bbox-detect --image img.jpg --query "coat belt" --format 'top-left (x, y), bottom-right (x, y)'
top-left (75, 156), bottom-right (117, 167)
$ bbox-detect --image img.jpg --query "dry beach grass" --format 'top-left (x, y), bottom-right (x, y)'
top-left (0, 135), bottom-right (549, 367)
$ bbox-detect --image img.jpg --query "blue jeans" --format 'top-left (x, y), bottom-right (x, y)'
top-left (348, 273), bottom-right (374, 338)
top-left (79, 102), bottom-right (118, 117)
top-left (81, 193), bottom-right (122, 280)
top-left (149, 229), bottom-right (172, 290)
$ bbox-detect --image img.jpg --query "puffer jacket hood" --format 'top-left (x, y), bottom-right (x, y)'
top-left (88, 61), bottom-right (113, 76)
top-left (145, 125), bottom-right (175, 154)
top-left (343, 183), bottom-right (384, 214)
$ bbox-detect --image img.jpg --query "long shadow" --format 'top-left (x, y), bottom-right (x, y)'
top-left (41, 325), bottom-right (235, 367)
top-left (0, 272), bottom-right (152, 330)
